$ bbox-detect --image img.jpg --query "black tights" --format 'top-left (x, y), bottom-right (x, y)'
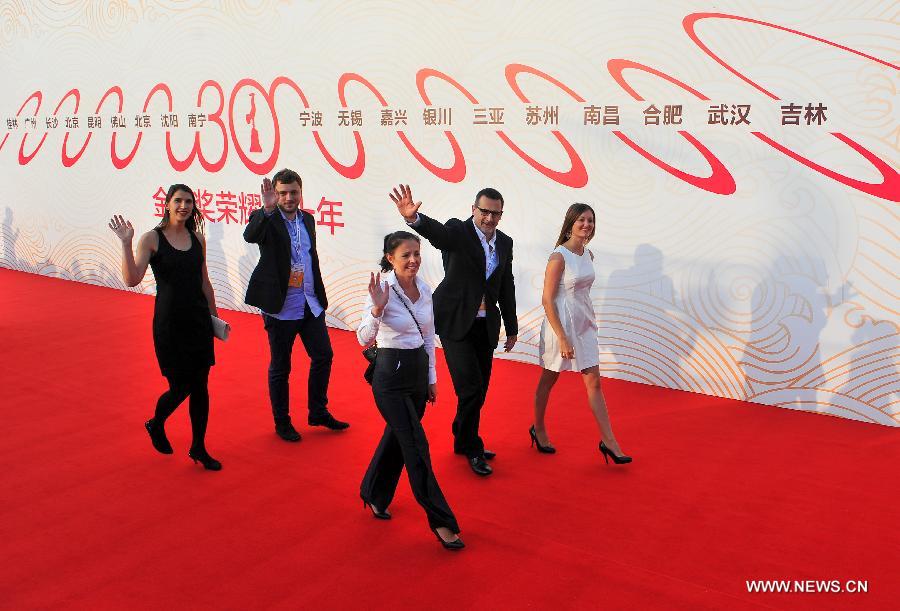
top-left (154, 367), bottom-right (210, 451)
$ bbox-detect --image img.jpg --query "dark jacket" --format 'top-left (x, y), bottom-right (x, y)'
top-left (243, 208), bottom-right (328, 314)
top-left (413, 213), bottom-right (517, 347)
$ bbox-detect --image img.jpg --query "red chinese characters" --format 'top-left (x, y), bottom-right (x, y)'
top-left (150, 187), bottom-right (345, 234)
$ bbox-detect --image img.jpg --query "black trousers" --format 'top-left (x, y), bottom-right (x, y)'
top-left (263, 304), bottom-right (333, 422)
top-left (360, 347), bottom-right (459, 533)
top-left (442, 319), bottom-right (494, 458)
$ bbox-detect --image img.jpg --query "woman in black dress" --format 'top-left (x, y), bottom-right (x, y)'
top-left (109, 184), bottom-right (223, 470)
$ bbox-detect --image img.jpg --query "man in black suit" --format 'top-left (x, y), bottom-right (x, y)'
top-left (391, 184), bottom-right (517, 476)
top-left (244, 168), bottom-right (349, 442)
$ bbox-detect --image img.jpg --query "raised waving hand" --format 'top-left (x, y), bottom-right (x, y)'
top-left (389, 184), bottom-right (421, 222)
top-left (261, 177), bottom-right (277, 213)
top-left (108, 214), bottom-right (134, 242)
top-left (368, 272), bottom-right (390, 316)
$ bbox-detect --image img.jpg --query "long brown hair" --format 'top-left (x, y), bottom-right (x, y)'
top-left (158, 184), bottom-right (204, 234)
top-left (555, 203), bottom-right (595, 246)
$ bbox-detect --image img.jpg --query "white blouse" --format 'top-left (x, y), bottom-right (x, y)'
top-left (356, 271), bottom-right (438, 384)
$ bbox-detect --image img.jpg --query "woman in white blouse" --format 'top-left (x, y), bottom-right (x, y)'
top-left (357, 231), bottom-right (464, 551)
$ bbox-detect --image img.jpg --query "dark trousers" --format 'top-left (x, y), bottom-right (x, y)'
top-left (442, 319), bottom-right (494, 458)
top-left (154, 367), bottom-right (211, 451)
top-left (360, 347), bottom-right (459, 533)
top-left (263, 304), bottom-right (333, 422)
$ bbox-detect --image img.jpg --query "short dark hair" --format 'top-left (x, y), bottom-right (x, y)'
top-left (272, 168), bottom-right (302, 188)
top-left (379, 231), bottom-right (421, 272)
top-left (475, 187), bottom-right (504, 208)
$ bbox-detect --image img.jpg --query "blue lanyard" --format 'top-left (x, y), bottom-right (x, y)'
top-left (284, 214), bottom-right (304, 265)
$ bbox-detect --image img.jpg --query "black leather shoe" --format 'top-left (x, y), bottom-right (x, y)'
top-left (275, 420), bottom-right (302, 442)
top-left (468, 456), bottom-right (493, 476)
top-left (455, 448), bottom-right (495, 459)
top-left (145, 419), bottom-right (173, 454)
top-left (308, 412), bottom-right (350, 430)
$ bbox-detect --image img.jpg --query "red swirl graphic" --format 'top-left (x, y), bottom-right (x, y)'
top-left (3, 13), bottom-right (897, 202)
top-left (170, 80), bottom-right (227, 172)
top-left (607, 59), bottom-right (736, 196)
top-left (683, 12), bottom-right (900, 202)
top-left (96, 86), bottom-right (124, 167)
top-left (14, 91), bottom-right (43, 164)
top-left (396, 68), bottom-right (472, 183)
top-left (59, 89), bottom-right (91, 167)
top-left (497, 63), bottom-right (588, 188)
top-left (313, 73), bottom-right (387, 179)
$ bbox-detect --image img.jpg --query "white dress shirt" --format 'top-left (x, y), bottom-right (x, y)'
top-left (357, 270), bottom-right (438, 384)
top-left (471, 218), bottom-right (497, 318)
top-left (471, 217), bottom-right (498, 278)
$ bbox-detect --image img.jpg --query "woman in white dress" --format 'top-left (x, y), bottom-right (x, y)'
top-left (531, 204), bottom-right (631, 464)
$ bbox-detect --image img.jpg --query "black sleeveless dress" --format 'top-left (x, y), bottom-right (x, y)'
top-left (149, 228), bottom-right (215, 377)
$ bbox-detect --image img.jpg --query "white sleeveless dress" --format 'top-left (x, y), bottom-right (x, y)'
top-left (539, 245), bottom-right (600, 372)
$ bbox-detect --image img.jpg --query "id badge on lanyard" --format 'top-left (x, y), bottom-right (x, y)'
top-left (289, 263), bottom-right (305, 288)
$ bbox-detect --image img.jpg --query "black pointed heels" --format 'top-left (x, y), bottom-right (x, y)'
top-left (188, 448), bottom-right (222, 471)
top-left (431, 527), bottom-right (465, 550)
top-left (599, 441), bottom-right (632, 465)
top-left (529, 425), bottom-right (556, 454)
top-left (145, 419), bottom-right (173, 454)
top-left (362, 498), bottom-right (391, 520)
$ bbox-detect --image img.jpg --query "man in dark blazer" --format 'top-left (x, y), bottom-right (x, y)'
top-left (244, 168), bottom-right (349, 442)
top-left (391, 184), bottom-right (517, 476)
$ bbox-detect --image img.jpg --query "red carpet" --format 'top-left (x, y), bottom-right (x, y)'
top-left (1, 268), bottom-right (897, 610)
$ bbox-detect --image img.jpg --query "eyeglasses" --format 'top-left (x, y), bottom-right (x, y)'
top-left (474, 205), bottom-right (503, 219)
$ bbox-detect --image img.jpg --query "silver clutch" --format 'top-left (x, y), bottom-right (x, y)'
top-left (211, 315), bottom-right (230, 341)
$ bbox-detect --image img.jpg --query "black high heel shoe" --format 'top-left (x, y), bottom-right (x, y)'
top-left (599, 441), bottom-right (632, 465)
top-left (145, 419), bottom-right (173, 454)
top-left (188, 448), bottom-right (222, 471)
top-left (431, 527), bottom-right (465, 551)
top-left (529, 425), bottom-right (556, 454)
top-left (362, 498), bottom-right (391, 520)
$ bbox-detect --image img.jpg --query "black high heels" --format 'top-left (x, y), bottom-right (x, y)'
top-left (529, 425), bottom-right (556, 454)
top-left (599, 441), bottom-right (632, 465)
top-left (144, 419), bottom-right (173, 454)
top-left (431, 527), bottom-right (465, 551)
top-left (362, 498), bottom-right (391, 520)
top-left (188, 448), bottom-right (222, 471)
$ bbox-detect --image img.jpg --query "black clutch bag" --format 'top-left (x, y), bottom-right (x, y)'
top-left (362, 344), bottom-right (377, 385)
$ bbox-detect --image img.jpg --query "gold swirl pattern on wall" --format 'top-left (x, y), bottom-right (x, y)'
top-left (1, 1), bottom-right (897, 426)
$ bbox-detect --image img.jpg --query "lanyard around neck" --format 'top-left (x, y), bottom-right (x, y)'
top-left (284, 213), bottom-right (304, 261)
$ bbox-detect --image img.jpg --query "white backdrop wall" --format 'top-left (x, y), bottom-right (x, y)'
top-left (1, 1), bottom-right (897, 425)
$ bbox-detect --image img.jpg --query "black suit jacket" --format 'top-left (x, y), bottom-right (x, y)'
top-left (413, 213), bottom-right (517, 347)
top-left (243, 208), bottom-right (328, 314)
